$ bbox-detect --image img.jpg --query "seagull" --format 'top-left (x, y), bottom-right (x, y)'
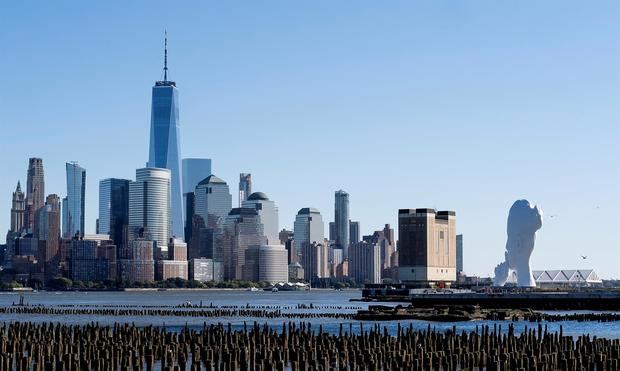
top-left (581, 256), bottom-right (587, 260)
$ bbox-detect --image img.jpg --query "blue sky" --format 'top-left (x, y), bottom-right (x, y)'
top-left (1, 1), bottom-right (619, 278)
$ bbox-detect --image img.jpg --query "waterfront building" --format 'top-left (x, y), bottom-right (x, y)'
top-left (398, 208), bottom-right (457, 286)
top-left (293, 208), bottom-right (324, 267)
top-left (350, 241), bottom-right (381, 284)
top-left (456, 234), bottom-right (463, 274)
top-left (349, 221), bottom-right (360, 244)
top-left (242, 192), bottom-right (279, 244)
top-left (238, 173), bottom-right (252, 207)
top-left (334, 190), bottom-right (350, 259)
top-left (156, 260), bottom-right (188, 280)
top-left (63, 162), bottom-right (86, 238)
top-left (118, 238), bottom-right (155, 282)
top-left (244, 245), bottom-right (288, 284)
top-left (70, 235), bottom-right (113, 282)
top-left (128, 168), bottom-right (171, 250)
top-left (182, 158), bottom-right (212, 241)
top-left (189, 258), bottom-right (224, 282)
top-left (194, 175), bottom-right (232, 229)
top-left (148, 35), bottom-right (184, 239)
top-left (25, 158), bottom-right (45, 232)
top-left (288, 262), bottom-right (304, 281)
top-left (222, 208), bottom-right (265, 280)
top-left (302, 241), bottom-right (329, 282)
top-left (98, 179), bottom-right (130, 250)
top-left (168, 238), bottom-right (187, 261)
top-left (505, 269), bottom-right (603, 288)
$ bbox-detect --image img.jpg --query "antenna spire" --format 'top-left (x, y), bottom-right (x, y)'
top-left (164, 30), bottom-right (168, 81)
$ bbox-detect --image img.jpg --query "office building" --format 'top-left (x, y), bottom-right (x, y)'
top-left (279, 229), bottom-right (294, 263)
top-left (189, 258), bottom-right (224, 282)
top-left (350, 241), bottom-right (381, 284)
top-left (98, 179), bottom-right (130, 250)
top-left (118, 238), bottom-right (155, 282)
top-left (5, 182), bottom-right (25, 264)
top-left (194, 175), bottom-right (232, 229)
top-left (302, 241), bottom-right (329, 281)
top-left (70, 235), bottom-right (114, 282)
top-left (182, 158), bottom-right (212, 241)
top-left (398, 208), bottom-right (457, 286)
top-left (334, 190), bottom-right (350, 259)
top-left (64, 162), bottom-right (86, 238)
top-left (349, 221), bottom-right (360, 244)
top-left (238, 173), bottom-right (252, 207)
top-left (328, 222), bottom-right (335, 242)
top-left (242, 192), bottom-right (279, 244)
top-left (148, 35), bottom-right (184, 239)
top-left (128, 168), bottom-right (171, 250)
top-left (156, 260), bottom-right (188, 280)
top-left (288, 262), bottom-right (304, 281)
top-left (293, 208), bottom-right (324, 267)
top-left (244, 245), bottom-right (288, 284)
top-left (222, 208), bottom-right (265, 280)
top-left (456, 234), bottom-right (463, 274)
top-left (25, 158), bottom-right (45, 232)
top-left (36, 194), bottom-right (61, 278)
top-left (168, 238), bottom-right (187, 261)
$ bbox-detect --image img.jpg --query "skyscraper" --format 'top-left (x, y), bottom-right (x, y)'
top-left (37, 194), bottom-right (61, 279)
top-left (99, 178), bottom-right (130, 250)
top-left (398, 208), bottom-right (457, 286)
top-left (64, 162), bottom-right (86, 238)
top-left (222, 208), bottom-right (265, 280)
top-left (182, 158), bottom-right (212, 241)
top-left (456, 234), bottom-right (463, 274)
top-left (148, 34), bottom-right (184, 239)
top-left (334, 190), bottom-right (350, 259)
top-left (238, 173), bottom-right (252, 207)
top-left (350, 241), bottom-right (381, 284)
top-left (349, 221), bottom-right (360, 244)
top-left (25, 158), bottom-right (45, 232)
top-left (293, 208), bottom-right (325, 265)
top-left (10, 181), bottom-right (25, 234)
top-left (128, 168), bottom-right (171, 249)
top-left (242, 192), bottom-right (279, 245)
top-left (194, 175), bottom-right (232, 229)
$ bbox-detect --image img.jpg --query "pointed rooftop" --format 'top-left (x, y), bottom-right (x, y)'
top-left (198, 174), bottom-right (226, 186)
top-left (15, 181), bottom-right (22, 193)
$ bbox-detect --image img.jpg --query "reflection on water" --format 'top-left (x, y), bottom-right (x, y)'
top-left (0, 290), bottom-right (618, 339)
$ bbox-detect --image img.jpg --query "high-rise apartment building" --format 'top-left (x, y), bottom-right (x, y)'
top-left (293, 208), bottom-right (324, 266)
top-left (99, 179), bottom-right (130, 250)
top-left (238, 173), bottom-right (252, 207)
top-left (222, 208), bottom-right (265, 280)
top-left (25, 158), bottom-right (45, 232)
top-left (334, 190), bottom-right (350, 259)
top-left (350, 241), bottom-right (381, 284)
top-left (64, 162), bottom-right (86, 238)
top-left (349, 221), bottom-right (360, 244)
top-left (148, 35), bottom-right (184, 239)
top-left (128, 168), bottom-right (171, 249)
top-left (456, 234), bottom-right (463, 274)
top-left (119, 238), bottom-right (155, 283)
top-left (70, 235), bottom-right (114, 282)
top-left (398, 208), bottom-right (457, 286)
top-left (242, 192), bottom-right (279, 245)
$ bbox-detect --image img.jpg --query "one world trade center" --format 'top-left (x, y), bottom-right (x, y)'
top-left (148, 33), bottom-right (184, 239)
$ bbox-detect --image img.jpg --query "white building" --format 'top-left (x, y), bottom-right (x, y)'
top-left (128, 168), bottom-right (171, 250)
top-left (242, 192), bottom-right (279, 245)
top-left (294, 208), bottom-right (324, 265)
top-left (506, 269), bottom-right (603, 288)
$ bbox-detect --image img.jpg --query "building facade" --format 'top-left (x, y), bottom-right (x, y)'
top-left (242, 192), bottom-right (279, 245)
top-left (25, 158), bottom-right (45, 232)
top-left (302, 242), bottom-right (329, 281)
top-left (334, 190), bottom-right (350, 259)
top-left (349, 221), bottom-right (360, 244)
top-left (119, 239), bottom-right (155, 282)
top-left (222, 208), bottom-right (265, 280)
top-left (99, 179), bottom-right (130, 250)
top-left (182, 158), bottom-right (212, 241)
top-left (456, 234), bottom-right (463, 274)
top-left (244, 245), bottom-right (288, 284)
top-left (293, 208), bottom-right (324, 267)
top-left (64, 162), bottom-right (86, 238)
top-left (238, 173), bottom-right (252, 207)
top-left (128, 168), bottom-right (171, 249)
top-left (350, 241), bottom-right (381, 284)
top-left (398, 208), bottom-right (457, 286)
top-left (194, 175), bottom-right (233, 229)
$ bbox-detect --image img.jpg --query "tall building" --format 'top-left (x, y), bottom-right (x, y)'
top-left (398, 208), bottom-right (457, 286)
top-left (148, 34), bottom-right (184, 239)
top-left (222, 208), bottom-right (265, 280)
top-left (334, 190), bottom-right (350, 259)
top-left (194, 175), bottom-right (233, 229)
top-left (293, 208), bottom-right (324, 266)
top-left (456, 234), bottom-right (463, 274)
top-left (98, 179), bottom-right (130, 250)
top-left (242, 192), bottom-right (279, 244)
top-left (328, 222), bottom-right (336, 241)
top-left (128, 168), bottom-right (171, 249)
top-left (156, 238), bottom-right (188, 280)
top-left (70, 235), bottom-right (114, 282)
top-left (37, 194), bottom-right (61, 279)
top-left (10, 181), bottom-right (25, 234)
top-left (349, 221), bottom-right (360, 244)
top-left (350, 241), bottom-right (381, 284)
top-left (238, 173), bottom-right (252, 207)
top-left (25, 158), bottom-right (45, 232)
top-left (64, 162), bottom-right (86, 238)
top-left (182, 158), bottom-right (212, 241)
top-left (302, 242), bottom-right (329, 281)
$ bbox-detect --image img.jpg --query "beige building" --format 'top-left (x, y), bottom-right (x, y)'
top-left (398, 208), bottom-right (456, 286)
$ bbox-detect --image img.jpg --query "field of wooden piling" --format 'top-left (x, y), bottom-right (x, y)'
top-left (0, 321), bottom-right (618, 370)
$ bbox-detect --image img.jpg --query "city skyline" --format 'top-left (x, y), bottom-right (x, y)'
top-left (1, 1), bottom-right (619, 278)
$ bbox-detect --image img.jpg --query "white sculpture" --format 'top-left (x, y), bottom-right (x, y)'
top-left (493, 200), bottom-right (542, 287)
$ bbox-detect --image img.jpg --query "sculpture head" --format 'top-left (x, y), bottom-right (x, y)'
top-left (507, 199), bottom-right (542, 238)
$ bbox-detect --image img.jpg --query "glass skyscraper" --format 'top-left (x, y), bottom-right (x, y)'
top-left (182, 158), bottom-right (212, 241)
top-left (242, 192), bottom-right (279, 245)
top-left (128, 168), bottom-right (171, 250)
top-left (64, 162), bottom-right (86, 237)
top-left (148, 36), bottom-right (184, 239)
top-left (334, 190), bottom-right (350, 259)
top-left (293, 207), bottom-right (325, 263)
top-left (99, 178), bottom-right (130, 249)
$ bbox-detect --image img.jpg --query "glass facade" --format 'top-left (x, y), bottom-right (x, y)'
top-left (293, 208), bottom-right (325, 263)
top-left (194, 175), bottom-right (232, 229)
top-left (64, 162), bottom-right (86, 237)
top-left (222, 208), bottom-right (265, 280)
top-left (148, 82), bottom-right (184, 239)
top-left (99, 178), bottom-right (130, 249)
top-left (128, 168), bottom-right (171, 250)
top-left (334, 190), bottom-right (350, 259)
top-left (242, 193), bottom-right (279, 245)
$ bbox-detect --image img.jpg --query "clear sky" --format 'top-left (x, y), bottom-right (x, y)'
top-left (1, 1), bottom-right (619, 278)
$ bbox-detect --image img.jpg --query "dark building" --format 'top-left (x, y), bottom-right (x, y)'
top-left (25, 158), bottom-right (45, 232)
top-left (456, 234), bottom-right (463, 274)
top-left (349, 221), bottom-right (360, 244)
top-left (98, 178), bottom-right (130, 251)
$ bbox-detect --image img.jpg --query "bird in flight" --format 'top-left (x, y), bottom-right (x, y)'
top-left (581, 256), bottom-right (587, 260)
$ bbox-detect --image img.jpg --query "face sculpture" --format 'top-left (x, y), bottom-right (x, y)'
top-left (493, 200), bottom-right (543, 287)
